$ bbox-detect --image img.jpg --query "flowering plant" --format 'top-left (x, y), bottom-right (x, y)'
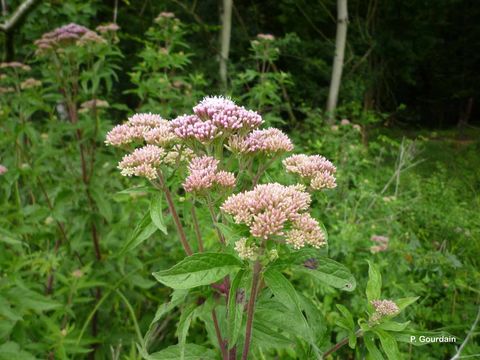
top-left (105, 96), bottom-right (386, 359)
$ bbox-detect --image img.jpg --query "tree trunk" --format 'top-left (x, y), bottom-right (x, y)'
top-left (326, 0), bottom-right (348, 123)
top-left (219, 0), bottom-right (233, 91)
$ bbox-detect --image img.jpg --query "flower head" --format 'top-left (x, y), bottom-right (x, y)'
top-left (0, 62), bottom-right (31, 71)
top-left (96, 23), bottom-right (120, 34)
top-left (0, 165), bottom-right (8, 175)
top-left (285, 213), bottom-right (326, 249)
top-left (34, 23), bottom-right (106, 54)
top-left (20, 78), bottom-right (42, 90)
top-left (229, 128), bottom-right (293, 154)
top-left (370, 235), bottom-right (389, 253)
top-left (221, 183), bottom-right (312, 240)
top-left (80, 99), bottom-right (109, 110)
top-left (234, 238), bottom-right (258, 260)
top-left (117, 145), bottom-right (165, 180)
top-left (171, 97), bottom-right (263, 143)
top-left (105, 113), bottom-right (176, 147)
top-left (183, 156), bottom-right (235, 193)
top-left (257, 33), bottom-right (275, 41)
top-left (283, 154), bottom-right (337, 190)
top-left (370, 299), bottom-right (400, 322)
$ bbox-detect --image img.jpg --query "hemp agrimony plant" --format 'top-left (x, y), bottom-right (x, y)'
top-left (106, 96), bottom-right (416, 359)
top-left (128, 12), bottom-right (206, 116)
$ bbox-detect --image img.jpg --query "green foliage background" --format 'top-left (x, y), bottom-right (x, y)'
top-left (0, 1), bottom-right (479, 359)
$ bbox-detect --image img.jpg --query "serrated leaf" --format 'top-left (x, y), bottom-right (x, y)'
top-left (178, 305), bottom-right (196, 360)
top-left (374, 329), bottom-right (401, 360)
top-left (366, 261), bottom-right (382, 302)
top-left (395, 297), bottom-right (419, 311)
top-left (227, 270), bottom-right (245, 348)
top-left (296, 257), bottom-right (356, 291)
top-left (144, 290), bottom-right (188, 348)
top-left (0, 342), bottom-right (36, 360)
top-left (377, 321), bottom-right (410, 332)
top-left (147, 344), bottom-right (216, 360)
top-left (152, 253), bottom-right (242, 289)
top-left (263, 269), bottom-right (301, 311)
top-left (336, 304), bottom-right (355, 330)
top-left (119, 212), bottom-right (157, 256)
top-left (364, 334), bottom-right (385, 360)
top-left (150, 193), bottom-right (167, 234)
top-left (263, 269), bottom-right (317, 347)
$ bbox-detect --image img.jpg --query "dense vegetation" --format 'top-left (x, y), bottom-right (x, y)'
top-left (0, 1), bottom-right (479, 359)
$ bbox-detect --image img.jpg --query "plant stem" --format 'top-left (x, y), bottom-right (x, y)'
top-left (190, 205), bottom-right (204, 252)
top-left (157, 172), bottom-right (193, 256)
top-left (241, 261), bottom-right (262, 360)
top-left (212, 309), bottom-right (228, 360)
top-left (206, 198), bottom-right (226, 245)
top-left (322, 329), bottom-right (363, 358)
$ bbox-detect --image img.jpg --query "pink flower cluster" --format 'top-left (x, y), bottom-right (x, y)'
top-left (370, 299), bottom-right (400, 322)
top-left (0, 165), bottom-right (8, 175)
top-left (370, 235), bottom-right (389, 253)
top-left (105, 113), bottom-right (176, 147)
top-left (283, 154), bottom-right (337, 190)
top-left (285, 213), bottom-right (326, 249)
top-left (171, 96), bottom-right (263, 142)
top-left (34, 23), bottom-right (106, 53)
top-left (117, 145), bottom-right (165, 180)
top-left (183, 156), bottom-right (235, 193)
top-left (222, 183), bottom-right (317, 241)
top-left (96, 23), bottom-right (120, 34)
top-left (0, 62), bottom-right (31, 71)
top-left (229, 128), bottom-right (293, 154)
top-left (257, 33), bottom-right (275, 41)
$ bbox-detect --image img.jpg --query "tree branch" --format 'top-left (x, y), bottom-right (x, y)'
top-left (0, 0), bottom-right (39, 32)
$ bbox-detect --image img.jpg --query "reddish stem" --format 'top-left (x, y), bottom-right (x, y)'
top-left (241, 261), bottom-right (262, 360)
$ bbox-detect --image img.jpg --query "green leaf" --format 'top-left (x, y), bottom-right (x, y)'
top-left (395, 297), bottom-right (419, 311)
top-left (366, 261), bottom-right (382, 302)
top-left (377, 321), bottom-right (410, 332)
top-left (119, 212), bottom-right (157, 256)
top-left (152, 253), bottom-right (243, 289)
top-left (227, 270), bottom-right (245, 348)
top-left (263, 269), bottom-right (301, 311)
top-left (144, 290), bottom-right (188, 348)
top-left (296, 257), bottom-right (356, 291)
top-left (374, 329), bottom-right (401, 360)
top-left (150, 193), bottom-right (168, 234)
top-left (147, 344), bottom-right (216, 360)
top-left (336, 304), bottom-right (355, 331)
top-left (263, 269), bottom-right (317, 348)
top-left (177, 305), bottom-right (196, 360)
top-left (91, 188), bottom-right (113, 222)
top-left (364, 334), bottom-right (385, 360)
top-left (0, 342), bottom-right (36, 360)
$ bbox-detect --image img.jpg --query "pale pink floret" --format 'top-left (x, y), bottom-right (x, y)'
top-left (257, 33), bottom-right (275, 41)
top-left (370, 299), bottom-right (400, 322)
top-left (0, 165), bottom-right (8, 175)
top-left (105, 113), bottom-right (176, 147)
top-left (96, 23), bottom-right (120, 34)
top-left (170, 115), bottom-right (218, 142)
top-left (370, 235), bottom-right (389, 253)
top-left (117, 145), bottom-right (164, 180)
top-left (221, 183), bottom-right (311, 240)
top-left (215, 171), bottom-right (236, 188)
top-left (183, 156), bottom-right (236, 193)
top-left (194, 96), bottom-right (263, 131)
top-left (311, 171), bottom-right (337, 190)
top-left (283, 154), bottom-right (337, 190)
top-left (229, 128), bottom-right (293, 154)
top-left (286, 213), bottom-right (326, 249)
